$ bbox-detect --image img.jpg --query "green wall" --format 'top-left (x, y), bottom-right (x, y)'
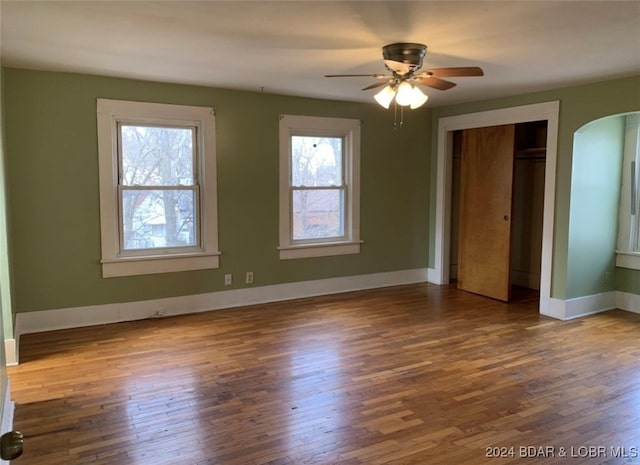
top-left (430, 76), bottom-right (640, 299)
top-left (3, 67), bottom-right (639, 316)
top-left (3, 68), bottom-right (431, 313)
top-left (567, 116), bottom-right (624, 298)
top-left (616, 267), bottom-right (640, 294)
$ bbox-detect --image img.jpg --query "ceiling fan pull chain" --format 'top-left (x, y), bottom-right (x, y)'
top-left (393, 100), bottom-right (399, 130)
top-left (393, 102), bottom-right (405, 130)
top-left (393, 99), bottom-right (404, 131)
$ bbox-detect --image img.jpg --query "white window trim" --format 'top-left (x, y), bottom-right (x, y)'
top-left (616, 251), bottom-right (640, 270)
top-left (278, 114), bottom-right (362, 260)
top-left (97, 99), bottom-right (220, 277)
top-left (616, 113), bottom-right (640, 270)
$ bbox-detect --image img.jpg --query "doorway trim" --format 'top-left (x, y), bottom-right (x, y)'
top-left (431, 101), bottom-right (560, 314)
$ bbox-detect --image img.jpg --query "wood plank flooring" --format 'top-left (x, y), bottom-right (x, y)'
top-left (8, 284), bottom-right (640, 464)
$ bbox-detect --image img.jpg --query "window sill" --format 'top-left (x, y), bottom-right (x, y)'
top-left (101, 251), bottom-right (221, 278)
top-left (616, 251), bottom-right (640, 271)
top-left (278, 241), bottom-right (362, 260)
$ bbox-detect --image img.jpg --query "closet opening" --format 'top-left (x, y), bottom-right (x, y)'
top-left (449, 120), bottom-right (548, 302)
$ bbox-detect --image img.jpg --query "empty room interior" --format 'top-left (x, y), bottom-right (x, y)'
top-left (0, 1), bottom-right (639, 464)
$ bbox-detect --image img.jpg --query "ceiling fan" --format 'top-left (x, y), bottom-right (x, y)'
top-left (325, 43), bottom-right (483, 110)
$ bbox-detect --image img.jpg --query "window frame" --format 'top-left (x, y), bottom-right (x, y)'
top-left (616, 113), bottom-right (640, 270)
top-left (117, 122), bottom-right (200, 255)
top-left (278, 114), bottom-right (362, 260)
top-left (97, 99), bottom-right (220, 277)
top-left (290, 134), bottom-right (346, 244)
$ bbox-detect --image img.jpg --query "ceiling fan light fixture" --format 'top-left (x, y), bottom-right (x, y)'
top-left (325, 42), bottom-right (484, 122)
top-left (374, 84), bottom-right (396, 109)
top-left (409, 86), bottom-right (429, 109)
top-left (394, 81), bottom-right (415, 106)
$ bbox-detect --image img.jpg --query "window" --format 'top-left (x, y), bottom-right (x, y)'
top-left (616, 113), bottom-right (640, 270)
top-left (97, 99), bottom-right (220, 277)
top-left (278, 114), bottom-right (361, 259)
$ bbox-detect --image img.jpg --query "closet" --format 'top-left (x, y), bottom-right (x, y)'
top-left (450, 120), bottom-right (547, 302)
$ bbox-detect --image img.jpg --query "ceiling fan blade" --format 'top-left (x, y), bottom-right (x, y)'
top-left (325, 73), bottom-right (389, 78)
top-left (414, 76), bottom-right (457, 90)
top-left (424, 67), bottom-right (484, 77)
top-left (383, 59), bottom-right (412, 75)
top-left (361, 80), bottom-right (390, 91)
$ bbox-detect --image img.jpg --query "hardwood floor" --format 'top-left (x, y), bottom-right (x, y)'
top-left (8, 284), bottom-right (640, 464)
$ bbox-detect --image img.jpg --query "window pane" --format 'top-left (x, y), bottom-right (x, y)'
top-left (291, 136), bottom-right (342, 187)
top-left (292, 189), bottom-right (344, 240)
top-left (121, 189), bottom-right (197, 250)
top-left (120, 125), bottom-right (195, 186)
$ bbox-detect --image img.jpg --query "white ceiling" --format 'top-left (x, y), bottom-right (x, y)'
top-left (1, 1), bottom-right (639, 106)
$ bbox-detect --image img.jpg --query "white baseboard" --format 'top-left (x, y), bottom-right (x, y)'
top-left (427, 267), bottom-right (442, 284)
top-left (0, 379), bottom-right (14, 465)
top-left (16, 268), bottom-right (429, 339)
top-left (4, 340), bottom-right (17, 367)
top-left (542, 291), bottom-right (619, 320)
top-left (541, 297), bottom-right (567, 320)
top-left (564, 291), bottom-right (617, 319)
top-left (12, 269), bottom-right (639, 359)
top-left (616, 291), bottom-right (640, 313)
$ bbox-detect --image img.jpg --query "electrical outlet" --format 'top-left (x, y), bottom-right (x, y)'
top-left (246, 271), bottom-right (254, 284)
top-left (224, 273), bottom-right (232, 286)
top-left (604, 271), bottom-right (610, 284)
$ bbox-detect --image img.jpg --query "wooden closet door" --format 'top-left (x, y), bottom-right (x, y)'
top-left (457, 124), bottom-right (515, 302)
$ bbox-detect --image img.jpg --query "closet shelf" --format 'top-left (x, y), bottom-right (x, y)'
top-left (515, 147), bottom-right (546, 160)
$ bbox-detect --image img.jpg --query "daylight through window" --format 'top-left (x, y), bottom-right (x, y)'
top-left (279, 115), bottom-right (361, 260)
top-left (291, 135), bottom-right (345, 241)
top-left (119, 124), bottom-right (198, 252)
top-left (97, 99), bottom-right (220, 277)
top-left (616, 113), bottom-right (640, 270)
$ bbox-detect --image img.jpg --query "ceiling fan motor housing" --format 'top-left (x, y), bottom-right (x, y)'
top-left (382, 43), bottom-right (427, 69)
